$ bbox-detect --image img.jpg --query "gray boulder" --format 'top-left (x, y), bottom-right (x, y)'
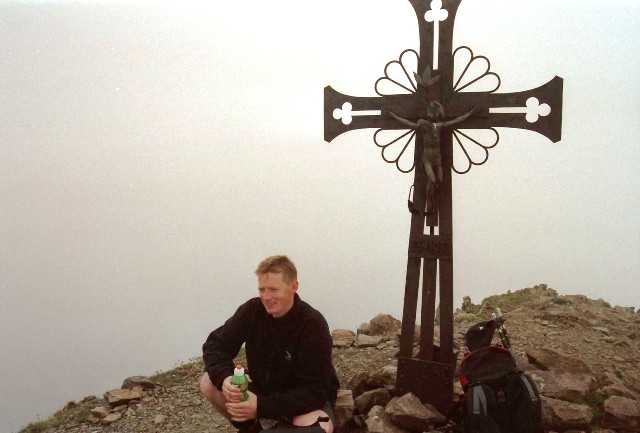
top-left (525, 347), bottom-right (592, 374)
top-left (384, 393), bottom-right (433, 432)
top-left (365, 405), bottom-right (410, 433)
top-left (529, 371), bottom-right (595, 401)
top-left (103, 388), bottom-right (144, 408)
top-left (334, 389), bottom-right (354, 432)
top-left (541, 396), bottom-right (593, 431)
top-left (121, 376), bottom-right (157, 390)
top-left (348, 365), bottom-right (397, 399)
top-left (332, 329), bottom-right (355, 348)
top-left (603, 395), bottom-right (640, 432)
top-left (357, 334), bottom-right (385, 348)
top-left (354, 388), bottom-right (392, 415)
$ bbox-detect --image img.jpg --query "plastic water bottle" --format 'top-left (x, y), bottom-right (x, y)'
top-left (230, 364), bottom-right (249, 402)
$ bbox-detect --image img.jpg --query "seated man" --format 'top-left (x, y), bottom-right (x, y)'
top-left (200, 255), bottom-right (340, 433)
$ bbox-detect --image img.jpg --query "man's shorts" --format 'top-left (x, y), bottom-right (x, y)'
top-left (321, 401), bottom-right (336, 426)
top-left (260, 401), bottom-right (336, 429)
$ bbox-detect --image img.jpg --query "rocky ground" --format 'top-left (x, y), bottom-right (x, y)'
top-left (20, 285), bottom-right (640, 433)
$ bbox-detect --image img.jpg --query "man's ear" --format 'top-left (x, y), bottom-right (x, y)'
top-left (291, 280), bottom-right (299, 293)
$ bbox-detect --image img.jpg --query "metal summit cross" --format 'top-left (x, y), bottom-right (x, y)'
top-left (322, 0), bottom-right (563, 413)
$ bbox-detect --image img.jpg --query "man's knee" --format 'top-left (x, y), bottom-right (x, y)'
top-left (201, 373), bottom-right (227, 406)
top-left (200, 373), bottom-right (215, 396)
top-left (200, 373), bottom-right (231, 418)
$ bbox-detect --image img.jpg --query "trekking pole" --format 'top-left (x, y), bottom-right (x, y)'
top-left (493, 308), bottom-right (524, 371)
top-left (494, 308), bottom-right (512, 348)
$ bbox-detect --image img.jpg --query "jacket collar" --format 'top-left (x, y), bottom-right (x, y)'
top-left (269, 293), bottom-right (301, 324)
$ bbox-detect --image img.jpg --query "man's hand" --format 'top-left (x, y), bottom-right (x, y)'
top-left (225, 391), bottom-right (258, 422)
top-left (221, 374), bottom-right (257, 421)
top-left (221, 374), bottom-right (252, 403)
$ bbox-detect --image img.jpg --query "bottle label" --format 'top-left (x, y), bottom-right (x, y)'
top-left (231, 376), bottom-right (249, 401)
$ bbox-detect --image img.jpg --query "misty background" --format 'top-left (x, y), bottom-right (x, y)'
top-left (1, 0), bottom-right (638, 431)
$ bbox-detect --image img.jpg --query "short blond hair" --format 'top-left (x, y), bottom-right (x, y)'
top-left (255, 255), bottom-right (297, 283)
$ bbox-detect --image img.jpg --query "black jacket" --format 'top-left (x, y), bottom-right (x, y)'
top-left (202, 294), bottom-right (339, 420)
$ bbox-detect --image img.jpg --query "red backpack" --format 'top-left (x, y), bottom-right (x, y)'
top-left (456, 313), bottom-right (542, 433)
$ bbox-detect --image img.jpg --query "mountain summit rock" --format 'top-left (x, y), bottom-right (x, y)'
top-left (19, 284), bottom-right (640, 433)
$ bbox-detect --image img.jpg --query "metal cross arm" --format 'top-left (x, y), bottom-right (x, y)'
top-left (323, 88), bottom-right (418, 142)
top-left (452, 76), bottom-right (563, 143)
top-left (324, 73), bottom-right (563, 145)
top-left (324, 1), bottom-right (564, 149)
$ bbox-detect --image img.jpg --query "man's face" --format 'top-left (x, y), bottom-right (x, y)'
top-left (257, 272), bottom-right (298, 318)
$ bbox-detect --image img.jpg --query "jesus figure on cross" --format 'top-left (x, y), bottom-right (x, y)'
top-left (388, 102), bottom-right (478, 215)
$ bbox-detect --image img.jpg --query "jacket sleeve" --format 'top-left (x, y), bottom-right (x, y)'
top-left (202, 299), bottom-right (256, 390)
top-left (256, 313), bottom-right (335, 420)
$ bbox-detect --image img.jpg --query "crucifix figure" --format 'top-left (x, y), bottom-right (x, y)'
top-left (322, 0), bottom-right (563, 414)
top-left (387, 103), bottom-right (478, 215)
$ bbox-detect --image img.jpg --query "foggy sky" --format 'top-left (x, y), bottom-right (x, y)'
top-left (1, 0), bottom-right (639, 431)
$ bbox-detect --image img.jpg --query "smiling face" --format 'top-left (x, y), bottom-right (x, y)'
top-left (257, 272), bottom-right (298, 318)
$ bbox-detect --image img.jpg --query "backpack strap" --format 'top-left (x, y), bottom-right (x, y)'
top-left (518, 373), bottom-right (539, 403)
top-left (468, 384), bottom-right (489, 416)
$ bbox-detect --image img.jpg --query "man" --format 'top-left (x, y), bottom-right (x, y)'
top-left (200, 255), bottom-right (339, 433)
